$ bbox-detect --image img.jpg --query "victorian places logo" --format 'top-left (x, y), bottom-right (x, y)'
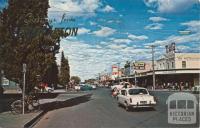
top-left (166, 92), bottom-right (198, 124)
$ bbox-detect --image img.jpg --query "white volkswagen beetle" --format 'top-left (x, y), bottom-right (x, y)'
top-left (117, 87), bottom-right (156, 111)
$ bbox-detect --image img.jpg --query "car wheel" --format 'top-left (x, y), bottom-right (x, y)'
top-left (48, 89), bottom-right (53, 93)
top-left (125, 103), bottom-right (130, 111)
top-left (116, 96), bottom-right (119, 100)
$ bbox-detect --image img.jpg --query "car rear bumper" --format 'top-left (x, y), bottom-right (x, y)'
top-left (130, 103), bottom-right (156, 108)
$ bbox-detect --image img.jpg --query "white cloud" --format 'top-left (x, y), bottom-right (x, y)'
top-left (176, 45), bottom-right (190, 51)
top-left (149, 17), bottom-right (168, 22)
top-left (107, 44), bottom-right (127, 49)
top-left (48, 0), bottom-right (100, 18)
top-left (147, 32), bottom-right (200, 47)
top-left (112, 39), bottom-right (132, 44)
top-left (78, 28), bottom-right (90, 35)
top-left (181, 20), bottom-right (200, 32)
top-left (107, 20), bottom-right (114, 23)
top-left (99, 41), bottom-right (107, 45)
top-left (89, 21), bottom-right (97, 26)
top-left (144, 0), bottom-right (198, 13)
top-left (57, 37), bottom-right (151, 80)
top-left (145, 20), bottom-right (200, 48)
top-left (93, 27), bottom-right (116, 37)
top-left (128, 34), bottom-right (148, 40)
top-left (101, 5), bottom-right (115, 12)
top-left (147, 10), bottom-right (156, 13)
top-left (145, 23), bottom-right (163, 30)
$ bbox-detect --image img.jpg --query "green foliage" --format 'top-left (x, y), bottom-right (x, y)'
top-left (71, 76), bottom-right (81, 84)
top-left (59, 51), bottom-right (70, 86)
top-left (0, 0), bottom-right (61, 93)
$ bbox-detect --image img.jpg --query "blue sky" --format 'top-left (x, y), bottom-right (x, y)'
top-left (1, 0), bottom-right (200, 80)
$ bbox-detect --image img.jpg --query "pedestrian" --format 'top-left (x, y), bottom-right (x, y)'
top-left (179, 82), bottom-right (183, 91)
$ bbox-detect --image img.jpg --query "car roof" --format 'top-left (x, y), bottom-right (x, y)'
top-left (122, 87), bottom-right (147, 91)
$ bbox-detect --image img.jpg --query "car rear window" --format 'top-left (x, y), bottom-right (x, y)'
top-left (129, 89), bottom-right (148, 95)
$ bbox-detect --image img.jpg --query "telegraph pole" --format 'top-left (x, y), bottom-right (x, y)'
top-left (98, 73), bottom-right (100, 84)
top-left (150, 45), bottom-right (156, 90)
top-left (134, 71), bottom-right (137, 86)
top-left (117, 62), bottom-right (120, 84)
top-left (22, 64), bottom-right (26, 115)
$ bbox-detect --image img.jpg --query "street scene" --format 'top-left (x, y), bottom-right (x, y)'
top-left (33, 89), bottom-right (200, 128)
top-left (0, 0), bottom-right (200, 128)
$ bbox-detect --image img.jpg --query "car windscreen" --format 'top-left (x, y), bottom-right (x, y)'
top-left (128, 89), bottom-right (148, 95)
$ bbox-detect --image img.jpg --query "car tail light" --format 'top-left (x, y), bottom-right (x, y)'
top-left (154, 96), bottom-right (158, 102)
top-left (130, 98), bottom-right (132, 103)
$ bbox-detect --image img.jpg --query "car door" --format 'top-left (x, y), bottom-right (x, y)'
top-left (118, 89), bottom-right (126, 105)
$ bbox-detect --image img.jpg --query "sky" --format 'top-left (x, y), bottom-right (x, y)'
top-left (1, 0), bottom-right (200, 81)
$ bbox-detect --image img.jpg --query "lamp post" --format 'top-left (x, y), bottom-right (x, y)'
top-left (0, 70), bottom-right (4, 95)
top-left (1, 70), bottom-right (4, 86)
top-left (149, 45), bottom-right (156, 90)
top-left (117, 62), bottom-right (120, 84)
top-left (22, 64), bottom-right (26, 115)
top-left (134, 71), bottom-right (137, 86)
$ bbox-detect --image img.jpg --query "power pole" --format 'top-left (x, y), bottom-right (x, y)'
top-left (117, 62), bottom-right (120, 84)
top-left (150, 45), bottom-right (156, 90)
top-left (22, 64), bottom-right (26, 115)
top-left (134, 71), bottom-right (137, 86)
top-left (98, 73), bottom-right (100, 84)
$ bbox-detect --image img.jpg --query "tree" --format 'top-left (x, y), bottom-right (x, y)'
top-left (71, 76), bottom-right (81, 84)
top-left (0, 0), bottom-right (62, 93)
top-left (43, 62), bottom-right (59, 88)
top-left (59, 51), bottom-right (70, 86)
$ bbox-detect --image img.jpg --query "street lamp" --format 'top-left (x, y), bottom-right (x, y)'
top-left (1, 70), bottom-right (4, 86)
top-left (117, 62), bottom-right (120, 84)
top-left (22, 63), bottom-right (26, 115)
top-left (150, 45), bottom-right (156, 90)
top-left (134, 71), bottom-right (137, 86)
top-left (0, 70), bottom-right (4, 94)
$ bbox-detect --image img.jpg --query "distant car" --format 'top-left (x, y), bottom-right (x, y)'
top-left (91, 85), bottom-right (97, 89)
top-left (117, 87), bottom-right (156, 111)
top-left (45, 86), bottom-right (54, 93)
top-left (0, 86), bottom-right (4, 95)
top-left (74, 85), bottom-right (81, 91)
top-left (192, 85), bottom-right (200, 94)
top-left (105, 84), bottom-right (109, 88)
top-left (80, 84), bottom-right (93, 91)
top-left (111, 84), bottom-right (124, 91)
top-left (111, 82), bottom-right (131, 91)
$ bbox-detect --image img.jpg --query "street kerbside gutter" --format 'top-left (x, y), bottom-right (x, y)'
top-left (24, 93), bottom-right (92, 128)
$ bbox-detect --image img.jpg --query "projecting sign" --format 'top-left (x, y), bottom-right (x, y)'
top-left (133, 62), bottom-right (145, 70)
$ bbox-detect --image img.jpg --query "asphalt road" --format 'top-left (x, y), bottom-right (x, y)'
top-left (34, 88), bottom-right (199, 128)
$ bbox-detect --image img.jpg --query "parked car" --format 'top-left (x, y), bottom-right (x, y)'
top-left (111, 84), bottom-right (124, 91)
top-left (45, 86), bottom-right (54, 93)
top-left (0, 86), bottom-right (4, 95)
top-left (80, 84), bottom-right (93, 91)
top-left (117, 87), bottom-right (156, 111)
top-left (111, 82), bottom-right (132, 91)
top-left (91, 85), bottom-right (97, 89)
top-left (192, 85), bottom-right (200, 94)
top-left (74, 85), bottom-right (81, 91)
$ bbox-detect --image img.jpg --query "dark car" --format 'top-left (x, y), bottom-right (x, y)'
top-left (80, 84), bottom-right (93, 91)
top-left (0, 86), bottom-right (4, 95)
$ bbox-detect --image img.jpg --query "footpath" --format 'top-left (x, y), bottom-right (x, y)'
top-left (0, 91), bottom-right (92, 128)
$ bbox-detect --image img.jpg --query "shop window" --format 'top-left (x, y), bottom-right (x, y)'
top-left (172, 62), bottom-right (174, 68)
top-left (182, 61), bottom-right (186, 68)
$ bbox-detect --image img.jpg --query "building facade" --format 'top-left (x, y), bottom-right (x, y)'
top-left (118, 43), bottom-right (200, 88)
